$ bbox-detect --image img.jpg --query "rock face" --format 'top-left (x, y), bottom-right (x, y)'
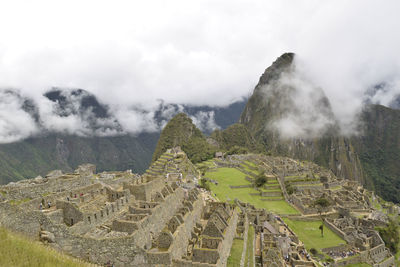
top-left (239, 53), bottom-right (365, 184)
top-left (351, 104), bottom-right (400, 202)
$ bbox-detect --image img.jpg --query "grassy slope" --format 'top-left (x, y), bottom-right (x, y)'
top-left (205, 167), bottom-right (298, 215)
top-left (0, 227), bottom-right (92, 267)
top-left (244, 225), bottom-right (254, 267)
top-left (283, 218), bottom-right (345, 253)
top-left (227, 238), bottom-right (244, 267)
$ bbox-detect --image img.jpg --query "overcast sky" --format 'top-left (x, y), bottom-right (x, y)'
top-left (0, 0), bottom-right (399, 141)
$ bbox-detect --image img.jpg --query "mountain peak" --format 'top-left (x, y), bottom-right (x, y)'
top-left (258, 52), bottom-right (295, 85)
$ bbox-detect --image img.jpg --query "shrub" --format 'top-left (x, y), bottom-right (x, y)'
top-left (309, 248), bottom-right (317, 255)
top-left (314, 198), bottom-right (330, 208)
top-left (226, 146), bottom-right (248, 156)
top-left (254, 171), bottom-right (267, 187)
top-left (286, 184), bottom-right (294, 195)
top-left (199, 179), bottom-right (211, 191)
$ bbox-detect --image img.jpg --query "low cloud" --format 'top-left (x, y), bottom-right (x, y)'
top-left (189, 111), bottom-right (220, 134)
top-left (0, 90), bottom-right (38, 143)
top-left (0, 88), bottom-right (226, 143)
top-left (261, 69), bottom-right (338, 139)
top-left (0, 1), bottom-right (399, 142)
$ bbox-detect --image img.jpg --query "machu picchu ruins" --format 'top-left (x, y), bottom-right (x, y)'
top-left (0, 147), bottom-right (398, 266)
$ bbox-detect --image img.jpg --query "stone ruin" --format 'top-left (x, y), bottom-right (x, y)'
top-left (235, 200), bottom-right (315, 267)
top-left (0, 150), bottom-right (239, 266)
top-left (0, 150), bottom-right (397, 267)
top-left (324, 212), bottom-right (395, 266)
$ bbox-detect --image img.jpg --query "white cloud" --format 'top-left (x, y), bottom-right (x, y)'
top-left (0, 0), bottom-right (399, 141)
top-left (190, 111), bottom-right (220, 134)
top-left (0, 90), bottom-right (38, 143)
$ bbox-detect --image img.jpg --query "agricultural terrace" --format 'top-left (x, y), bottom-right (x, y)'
top-left (201, 160), bottom-right (299, 215)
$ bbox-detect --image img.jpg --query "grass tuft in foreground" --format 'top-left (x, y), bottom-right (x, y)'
top-left (0, 227), bottom-right (93, 267)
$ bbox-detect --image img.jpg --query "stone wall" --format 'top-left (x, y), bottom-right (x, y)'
top-left (124, 178), bottom-right (165, 201)
top-left (169, 196), bottom-right (204, 260)
top-left (324, 219), bottom-right (347, 241)
top-left (373, 256), bottom-right (395, 267)
top-left (2, 175), bottom-right (92, 201)
top-left (261, 191), bottom-right (282, 197)
top-left (370, 244), bottom-right (388, 264)
top-left (173, 259), bottom-right (216, 267)
top-left (215, 209), bottom-right (239, 266)
top-left (56, 200), bottom-right (83, 226)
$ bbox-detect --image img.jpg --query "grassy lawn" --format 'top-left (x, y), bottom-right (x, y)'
top-left (227, 238), bottom-right (244, 267)
top-left (283, 219), bottom-right (345, 253)
top-left (244, 225), bottom-right (254, 267)
top-left (0, 227), bottom-right (91, 267)
top-left (205, 167), bottom-right (299, 215)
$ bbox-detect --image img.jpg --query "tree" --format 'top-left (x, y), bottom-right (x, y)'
top-left (285, 182), bottom-right (294, 195)
top-left (254, 171), bottom-right (267, 187)
top-left (319, 224), bottom-right (324, 237)
top-left (314, 198), bottom-right (330, 208)
top-left (320, 176), bottom-right (328, 183)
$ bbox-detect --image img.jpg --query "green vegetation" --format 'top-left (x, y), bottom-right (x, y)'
top-left (355, 104), bottom-right (400, 203)
top-left (314, 198), bottom-right (330, 208)
top-left (0, 227), bottom-right (91, 267)
top-left (0, 132), bottom-right (159, 184)
top-left (376, 218), bottom-right (399, 255)
top-left (244, 225), bottom-right (254, 267)
top-left (226, 145), bottom-right (249, 156)
top-left (9, 198), bottom-right (31, 205)
top-left (254, 171), bottom-right (267, 187)
top-left (210, 124), bottom-right (263, 153)
top-left (283, 219), bottom-right (344, 253)
top-left (205, 167), bottom-right (298, 215)
top-left (152, 113), bottom-right (216, 164)
top-left (181, 136), bottom-right (216, 163)
top-left (199, 178), bottom-right (211, 191)
top-left (227, 238), bottom-right (244, 267)
top-left (285, 181), bottom-right (294, 195)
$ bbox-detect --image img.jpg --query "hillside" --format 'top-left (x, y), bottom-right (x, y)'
top-left (0, 227), bottom-right (92, 267)
top-left (0, 133), bottom-right (159, 184)
top-left (0, 88), bottom-right (245, 185)
top-left (210, 123), bottom-right (262, 153)
top-left (352, 104), bottom-right (400, 202)
top-left (152, 113), bottom-right (216, 163)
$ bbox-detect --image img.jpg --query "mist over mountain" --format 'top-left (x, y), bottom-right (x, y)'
top-left (236, 53), bottom-right (400, 203)
top-left (0, 87), bottom-right (246, 145)
top-left (0, 88), bottom-right (246, 184)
